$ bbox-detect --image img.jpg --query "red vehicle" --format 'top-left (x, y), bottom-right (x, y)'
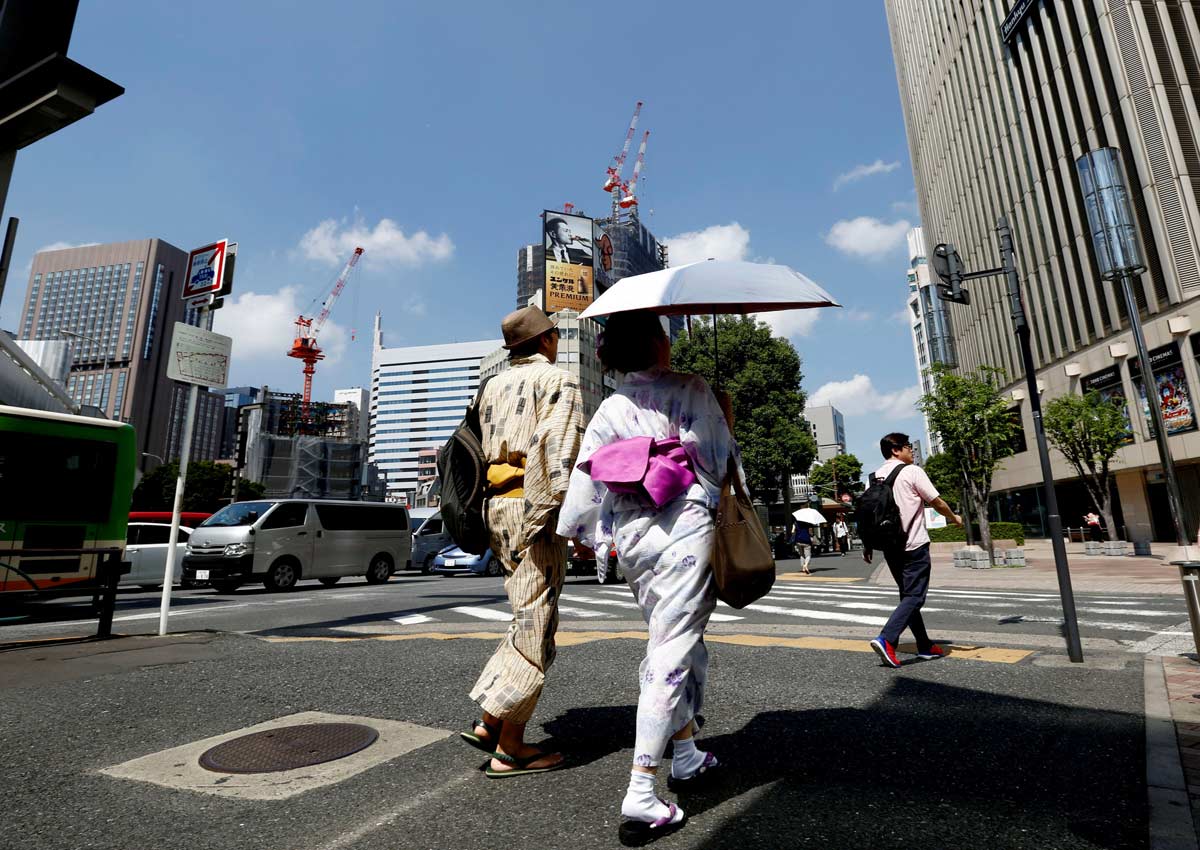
top-left (568, 540), bottom-right (622, 584)
top-left (129, 512), bottom-right (213, 525)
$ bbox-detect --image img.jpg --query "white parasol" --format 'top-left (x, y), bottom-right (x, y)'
top-left (792, 508), bottom-right (828, 525)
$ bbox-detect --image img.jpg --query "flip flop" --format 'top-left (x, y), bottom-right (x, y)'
top-left (618, 800), bottom-right (687, 846)
top-left (667, 751), bottom-right (721, 791)
top-left (459, 718), bottom-right (499, 754)
top-left (484, 749), bottom-right (565, 778)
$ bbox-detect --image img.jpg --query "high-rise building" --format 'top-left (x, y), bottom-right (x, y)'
top-left (369, 318), bottom-right (500, 503)
top-left (805, 404), bottom-right (846, 464)
top-left (904, 227), bottom-right (953, 453)
top-left (334, 387), bottom-right (370, 443)
top-left (215, 386), bottom-right (261, 460)
top-left (886, 0), bottom-right (1200, 546)
top-left (18, 239), bottom-right (222, 469)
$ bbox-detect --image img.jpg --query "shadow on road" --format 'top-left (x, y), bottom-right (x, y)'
top-left (640, 677), bottom-right (1147, 849)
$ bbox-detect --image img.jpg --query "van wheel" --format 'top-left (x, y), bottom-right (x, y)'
top-left (211, 580), bottom-right (240, 593)
top-left (318, 577), bottom-right (340, 587)
top-left (265, 559), bottom-right (300, 591)
top-left (422, 554), bottom-right (435, 575)
top-left (365, 554), bottom-right (393, 584)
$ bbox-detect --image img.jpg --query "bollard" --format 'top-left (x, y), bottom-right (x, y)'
top-left (1172, 561), bottom-right (1200, 657)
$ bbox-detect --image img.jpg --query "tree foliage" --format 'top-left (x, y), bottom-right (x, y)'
top-left (808, 453), bottom-right (865, 498)
top-left (917, 364), bottom-right (1018, 558)
top-left (133, 461), bottom-right (266, 513)
top-left (671, 315), bottom-right (817, 499)
top-left (1043, 391), bottom-right (1126, 540)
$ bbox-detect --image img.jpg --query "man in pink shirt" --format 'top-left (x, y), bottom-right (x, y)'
top-left (865, 432), bottom-right (963, 668)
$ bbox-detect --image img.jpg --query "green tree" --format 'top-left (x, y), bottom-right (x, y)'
top-left (808, 453), bottom-right (865, 500)
top-left (918, 364), bottom-right (1018, 560)
top-left (133, 461), bottom-right (266, 513)
top-left (922, 451), bottom-right (963, 512)
top-left (671, 316), bottom-right (817, 520)
top-left (1043, 391), bottom-right (1127, 541)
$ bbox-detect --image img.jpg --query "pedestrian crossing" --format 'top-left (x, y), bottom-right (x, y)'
top-left (375, 579), bottom-right (1187, 641)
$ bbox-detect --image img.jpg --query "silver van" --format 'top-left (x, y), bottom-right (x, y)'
top-left (410, 510), bottom-right (453, 573)
top-left (181, 499), bottom-right (411, 592)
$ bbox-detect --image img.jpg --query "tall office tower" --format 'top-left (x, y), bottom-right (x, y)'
top-left (904, 227), bottom-right (954, 453)
top-left (805, 404), bottom-right (846, 464)
top-left (215, 386), bottom-right (261, 459)
top-left (369, 323), bottom-right (501, 504)
top-left (886, 0), bottom-right (1200, 546)
top-left (18, 239), bottom-right (223, 470)
top-left (334, 387), bottom-right (370, 443)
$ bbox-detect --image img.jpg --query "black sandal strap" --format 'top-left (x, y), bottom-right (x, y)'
top-left (472, 717), bottom-right (499, 738)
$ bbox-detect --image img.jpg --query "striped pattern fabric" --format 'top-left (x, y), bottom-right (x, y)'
top-left (469, 353), bottom-right (584, 722)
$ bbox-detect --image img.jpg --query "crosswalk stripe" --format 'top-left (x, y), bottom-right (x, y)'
top-left (728, 602), bottom-right (888, 626)
top-left (763, 597), bottom-right (948, 614)
top-left (391, 614), bottom-right (436, 626)
top-left (557, 606), bottom-right (614, 619)
top-left (562, 594), bottom-right (639, 609)
top-left (708, 612), bottom-right (744, 622)
top-left (450, 606), bottom-right (512, 621)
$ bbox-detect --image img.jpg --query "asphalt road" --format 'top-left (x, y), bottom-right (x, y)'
top-left (1, 555), bottom-right (1189, 652)
top-left (0, 627), bottom-right (1148, 850)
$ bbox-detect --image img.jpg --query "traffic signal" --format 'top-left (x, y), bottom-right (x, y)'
top-left (933, 243), bottom-right (971, 305)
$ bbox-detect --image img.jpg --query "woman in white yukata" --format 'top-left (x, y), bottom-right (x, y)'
top-left (557, 310), bottom-right (743, 846)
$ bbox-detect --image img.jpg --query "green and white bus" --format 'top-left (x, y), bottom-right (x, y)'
top-left (0, 405), bottom-right (136, 600)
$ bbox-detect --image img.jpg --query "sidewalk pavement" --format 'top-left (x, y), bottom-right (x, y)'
top-left (869, 540), bottom-right (1184, 595)
top-left (1159, 655), bottom-right (1200, 846)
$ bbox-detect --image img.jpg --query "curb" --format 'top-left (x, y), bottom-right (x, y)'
top-left (1144, 655), bottom-right (1199, 850)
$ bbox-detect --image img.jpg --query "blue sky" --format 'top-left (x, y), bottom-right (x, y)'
top-left (1, 0), bottom-right (926, 469)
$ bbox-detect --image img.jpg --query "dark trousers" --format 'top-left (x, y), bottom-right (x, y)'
top-left (880, 543), bottom-right (932, 648)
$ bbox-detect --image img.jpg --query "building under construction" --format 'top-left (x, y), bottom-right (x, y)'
top-left (241, 391), bottom-right (382, 500)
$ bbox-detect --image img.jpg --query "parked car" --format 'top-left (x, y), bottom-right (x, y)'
top-left (411, 510), bottom-right (453, 573)
top-left (568, 540), bottom-right (622, 584)
top-left (182, 499), bottom-right (411, 592)
top-left (123, 522), bottom-right (196, 589)
top-left (432, 544), bottom-right (502, 577)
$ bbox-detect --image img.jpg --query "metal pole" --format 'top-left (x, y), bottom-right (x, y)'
top-left (159, 381), bottom-right (199, 636)
top-left (998, 216), bottom-right (1083, 662)
top-left (1121, 274), bottom-right (1189, 547)
top-left (711, 312), bottom-right (719, 381)
top-left (0, 149), bottom-right (14, 232)
top-left (0, 216), bottom-right (18, 308)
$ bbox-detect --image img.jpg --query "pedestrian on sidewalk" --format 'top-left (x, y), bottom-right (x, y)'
top-left (833, 517), bottom-right (850, 556)
top-left (460, 306), bottom-right (584, 777)
top-left (558, 309), bottom-right (733, 846)
top-left (864, 432), bottom-right (963, 669)
top-left (793, 524), bottom-right (813, 574)
top-left (1085, 511), bottom-right (1103, 542)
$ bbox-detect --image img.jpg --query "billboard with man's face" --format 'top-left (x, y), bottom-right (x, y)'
top-left (543, 211), bottom-right (594, 313)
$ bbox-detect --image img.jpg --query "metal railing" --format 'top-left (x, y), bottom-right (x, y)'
top-left (0, 548), bottom-right (126, 639)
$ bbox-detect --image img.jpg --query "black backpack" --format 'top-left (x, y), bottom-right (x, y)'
top-left (436, 377), bottom-right (493, 555)
top-left (856, 464), bottom-right (910, 552)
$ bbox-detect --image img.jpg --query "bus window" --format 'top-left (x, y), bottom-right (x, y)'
top-left (203, 502), bottom-right (273, 527)
top-left (0, 432), bottom-right (117, 522)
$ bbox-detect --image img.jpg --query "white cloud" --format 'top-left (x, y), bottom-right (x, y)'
top-left (664, 222), bottom-right (750, 266)
top-left (810, 374), bottom-right (922, 419)
top-left (833, 160), bottom-right (900, 191)
top-left (891, 199), bottom-right (919, 214)
top-left (299, 216), bottom-right (454, 267)
top-left (212, 286), bottom-right (349, 366)
top-left (38, 240), bottom-right (100, 254)
top-left (892, 307), bottom-right (913, 324)
top-left (843, 308), bottom-right (874, 321)
top-left (759, 310), bottom-right (820, 339)
top-left (825, 217), bottom-right (911, 259)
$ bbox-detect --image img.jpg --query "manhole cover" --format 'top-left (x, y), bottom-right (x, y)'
top-left (199, 723), bottom-right (379, 774)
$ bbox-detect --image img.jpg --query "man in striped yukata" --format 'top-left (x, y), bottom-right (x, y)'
top-left (460, 306), bottom-right (584, 778)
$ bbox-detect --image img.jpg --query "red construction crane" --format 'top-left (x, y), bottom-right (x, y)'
top-left (620, 130), bottom-right (649, 208)
top-left (288, 246), bottom-right (364, 419)
top-left (603, 101), bottom-right (643, 192)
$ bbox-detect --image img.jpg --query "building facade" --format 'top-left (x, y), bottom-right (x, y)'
top-left (18, 239), bottom-right (221, 469)
top-left (369, 327), bottom-right (500, 503)
top-left (334, 387), bottom-right (370, 443)
top-left (904, 226), bottom-right (954, 454)
top-left (806, 404), bottom-right (846, 464)
top-left (886, 0), bottom-right (1200, 547)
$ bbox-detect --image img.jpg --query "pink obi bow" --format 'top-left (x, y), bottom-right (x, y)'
top-left (578, 436), bottom-right (697, 509)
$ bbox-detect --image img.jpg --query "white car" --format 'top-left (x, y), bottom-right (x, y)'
top-left (123, 522), bottom-right (194, 589)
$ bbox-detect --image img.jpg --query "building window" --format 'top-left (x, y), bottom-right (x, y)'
top-left (143, 264), bottom-right (165, 359)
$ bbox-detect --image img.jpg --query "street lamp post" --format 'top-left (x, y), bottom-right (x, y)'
top-left (1076, 147), bottom-right (1200, 654)
top-left (61, 328), bottom-right (111, 415)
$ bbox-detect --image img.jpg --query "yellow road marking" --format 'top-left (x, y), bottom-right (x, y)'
top-left (775, 575), bottom-right (864, 583)
top-left (259, 631), bottom-right (1031, 663)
